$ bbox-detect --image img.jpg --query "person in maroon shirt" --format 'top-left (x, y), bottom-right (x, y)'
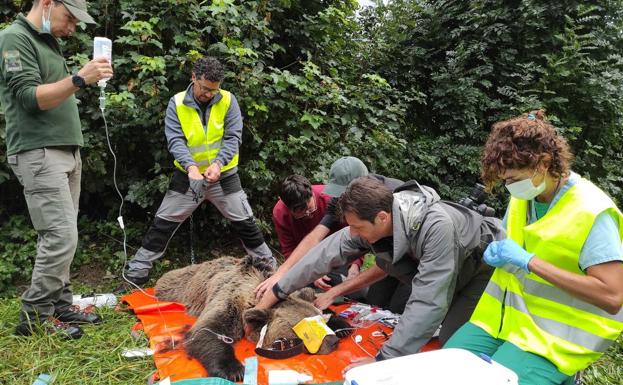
top-left (260, 157), bottom-right (410, 312)
top-left (272, 175), bottom-right (363, 289)
top-left (272, 177), bottom-right (332, 258)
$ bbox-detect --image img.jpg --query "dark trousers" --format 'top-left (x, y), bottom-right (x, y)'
top-left (366, 276), bottom-right (411, 314)
top-left (438, 263), bottom-right (493, 345)
top-left (367, 262), bottom-right (492, 345)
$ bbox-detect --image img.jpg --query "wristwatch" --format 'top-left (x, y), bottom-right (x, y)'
top-left (72, 74), bottom-right (86, 89)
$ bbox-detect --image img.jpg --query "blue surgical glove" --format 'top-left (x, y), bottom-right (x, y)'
top-left (483, 239), bottom-right (534, 272)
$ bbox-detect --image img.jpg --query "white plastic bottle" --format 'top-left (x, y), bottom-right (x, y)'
top-left (93, 37), bottom-right (112, 87)
top-left (72, 293), bottom-right (117, 309)
top-left (267, 370), bottom-right (312, 385)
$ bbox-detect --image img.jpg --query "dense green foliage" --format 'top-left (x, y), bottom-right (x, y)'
top-left (3, 1), bottom-right (620, 222)
top-left (1, 0), bottom-right (411, 286)
top-left (1, 0), bottom-right (623, 323)
top-left (357, 0), bottom-right (623, 201)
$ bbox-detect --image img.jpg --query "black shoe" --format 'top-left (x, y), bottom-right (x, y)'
top-left (55, 306), bottom-right (102, 325)
top-left (15, 319), bottom-right (84, 340)
top-left (113, 275), bottom-right (148, 295)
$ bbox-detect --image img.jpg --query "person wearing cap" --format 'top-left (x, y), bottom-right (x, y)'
top-left (255, 156), bottom-right (408, 310)
top-left (272, 174), bottom-right (364, 292)
top-left (256, 177), bottom-right (504, 367)
top-left (0, 0), bottom-right (113, 339)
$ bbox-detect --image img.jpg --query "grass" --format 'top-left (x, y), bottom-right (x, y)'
top-left (582, 335), bottom-right (623, 385)
top-left (0, 282), bottom-right (621, 385)
top-left (0, 296), bottom-right (156, 385)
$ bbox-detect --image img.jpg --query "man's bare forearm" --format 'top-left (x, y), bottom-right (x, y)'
top-left (255, 289), bottom-right (279, 309)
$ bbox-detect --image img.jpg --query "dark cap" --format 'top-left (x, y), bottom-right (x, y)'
top-left (323, 156), bottom-right (369, 197)
top-left (61, 0), bottom-right (96, 24)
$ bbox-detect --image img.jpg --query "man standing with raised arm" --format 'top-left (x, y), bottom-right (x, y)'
top-left (1, 0), bottom-right (113, 339)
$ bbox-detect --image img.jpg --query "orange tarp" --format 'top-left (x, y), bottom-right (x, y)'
top-left (122, 288), bottom-right (441, 384)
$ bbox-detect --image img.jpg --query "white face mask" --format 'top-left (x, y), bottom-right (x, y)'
top-left (505, 169), bottom-right (546, 200)
top-left (41, 5), bottom-right (52, 33)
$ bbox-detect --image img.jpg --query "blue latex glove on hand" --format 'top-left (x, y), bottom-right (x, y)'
top-left (483, 239), bottom-right (534, 272)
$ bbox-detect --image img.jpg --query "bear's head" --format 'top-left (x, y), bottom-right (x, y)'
top-left (243, 287), bottom-right (338, 353)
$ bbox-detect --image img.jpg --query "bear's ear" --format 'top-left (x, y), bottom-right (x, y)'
top-left (243, 308), bottom-right (270, 333)
top-left (292, 287), bottom-right (316, 303)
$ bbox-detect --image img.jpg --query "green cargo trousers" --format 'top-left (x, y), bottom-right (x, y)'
top-left (8, 147), bottom-right (81, 325)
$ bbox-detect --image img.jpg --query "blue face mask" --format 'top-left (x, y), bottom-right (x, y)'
top-left (505, 169), bottom-right (546, 200)
top-left (41, 6), bottom-right (52, 33)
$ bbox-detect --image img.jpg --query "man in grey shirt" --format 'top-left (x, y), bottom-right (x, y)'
top-left (255, 177), bottom-right (504, 364)
top-left (118, 57), bottom-right (273, 290)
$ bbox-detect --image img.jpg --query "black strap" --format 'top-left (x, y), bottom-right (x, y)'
top-left (254, 337), bottom-right (304, 359)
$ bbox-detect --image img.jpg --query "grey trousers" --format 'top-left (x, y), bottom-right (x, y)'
top-left (127, 174), bottom-right (273, 280)
top-left (8, 147), bottom-right (81, 324)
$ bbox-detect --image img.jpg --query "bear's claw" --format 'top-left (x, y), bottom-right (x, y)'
top-left (209, 359), bottom-right (245, 382)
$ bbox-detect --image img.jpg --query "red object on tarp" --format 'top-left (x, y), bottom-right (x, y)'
top-left (121, 288), bottom-right (441, 384)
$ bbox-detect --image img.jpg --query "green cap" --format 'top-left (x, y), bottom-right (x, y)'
top-left (61, 0), bottom-right (96, 24)
top-left (323, 156), bottom-right (369, 197)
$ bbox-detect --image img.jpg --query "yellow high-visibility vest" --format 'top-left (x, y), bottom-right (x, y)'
top-left (173, 89), bottom-right (239, 173)
top-left (470, 177), bottom-right (623, 375)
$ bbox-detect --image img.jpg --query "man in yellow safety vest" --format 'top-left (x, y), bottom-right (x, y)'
top-left (118, 56), bottom-right (274, 290)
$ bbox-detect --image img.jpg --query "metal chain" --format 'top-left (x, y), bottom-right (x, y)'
top-left (189, 213), bottom-right (196, 265)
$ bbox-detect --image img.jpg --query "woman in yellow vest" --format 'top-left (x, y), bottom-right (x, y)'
top-left (444, 110), bottom-right (623, 385)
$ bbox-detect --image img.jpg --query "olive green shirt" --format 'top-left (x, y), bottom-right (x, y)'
top-left (0, 14), bottom-right (82, 155)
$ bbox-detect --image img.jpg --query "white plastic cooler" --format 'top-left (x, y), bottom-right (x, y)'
top-left (343, 348), bottom-right (518, 385)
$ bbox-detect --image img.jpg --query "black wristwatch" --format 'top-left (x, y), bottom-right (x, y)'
top-left (72, 74), bottom-right (86, 89)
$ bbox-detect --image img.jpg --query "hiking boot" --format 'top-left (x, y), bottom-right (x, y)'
top-left (15, 318), bottom-right (84, 340)
top-left (55, 305), bottom-right (102, 324)
top-left (113, 275), bottom-right (149, 295)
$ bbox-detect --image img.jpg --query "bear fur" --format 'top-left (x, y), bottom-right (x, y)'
top-left (154, 255), bottom-right (348, 381)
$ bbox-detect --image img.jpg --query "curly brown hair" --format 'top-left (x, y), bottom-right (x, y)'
top-left (481, 110), bottom-right (573, 191)
top-left (192, 56), bottom-right (225, 82)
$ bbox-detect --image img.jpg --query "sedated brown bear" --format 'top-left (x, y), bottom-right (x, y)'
top-left (155, 255), bottom-right (349, 381)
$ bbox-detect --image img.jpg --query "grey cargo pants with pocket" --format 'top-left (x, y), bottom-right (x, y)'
top-left (126, 170), bottom-right (274, 280)
top-left (8, 147), bottom-right (81, 325)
